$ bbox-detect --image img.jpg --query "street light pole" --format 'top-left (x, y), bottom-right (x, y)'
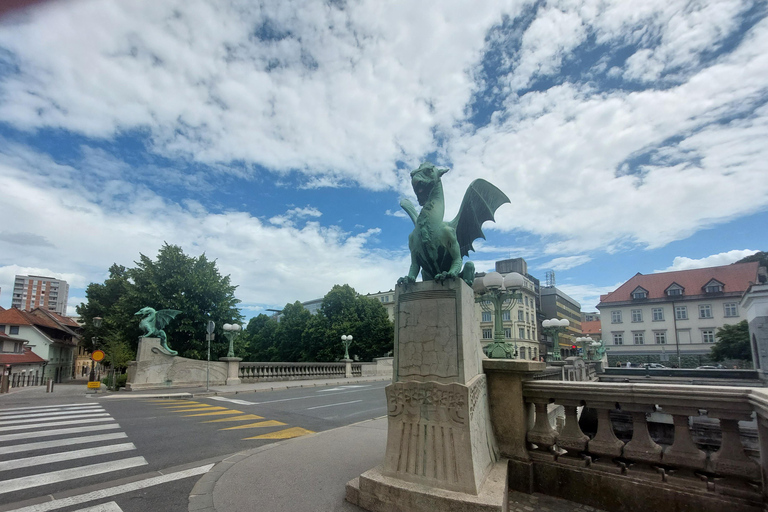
top-left (223, 323), bottom-right (241, 358)
top-left (474, 272), bottom-right (524, 359)
top-left (341, 335), bottom-right (353, 360)
top-left (542, 318), bottom-right (570, 361)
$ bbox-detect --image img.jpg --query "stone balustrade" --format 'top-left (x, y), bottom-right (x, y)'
top-left (238, 361), bottom-right (362, 382)
top-left (484, 359), bottom-right (768, 512)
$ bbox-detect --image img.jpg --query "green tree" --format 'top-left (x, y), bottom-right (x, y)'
top-left (77, 244), bottom-right (242, 360)
top-left (710, 320), bottom-right (751, 362)
top-left (101, 335), bottom-right (135, 370)
top-left (735, 251), bottom-right (768, 268)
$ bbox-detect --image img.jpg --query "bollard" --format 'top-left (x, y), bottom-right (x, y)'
top-left (46, 378), bottom-right (54, 393)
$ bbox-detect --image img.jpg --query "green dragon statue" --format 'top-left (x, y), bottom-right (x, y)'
top-left (398, 162), bottom-right (510, 287)
top-left (135, 307), bottom-right (182, 355)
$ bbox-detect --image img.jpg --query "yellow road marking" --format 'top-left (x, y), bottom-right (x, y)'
top-left (160, 403), bottom-right (205, 408)
top-left (169, 406), bottom-right (228, 413)
top-left (202, 414), bottom-right (265, 423)
top-left (221, 420), bottom-right (286, 430)
top-left (242, 427), bottom-right (315, 440)
top-left (184, 410), bottom-right (243, 417)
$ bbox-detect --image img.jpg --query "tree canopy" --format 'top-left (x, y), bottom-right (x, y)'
top-left (710, 320), bottom-right (751, 362)
top-left (77, 243), bottom-right (242, 360)
top-left (243, 284), bottom-right (393, 362)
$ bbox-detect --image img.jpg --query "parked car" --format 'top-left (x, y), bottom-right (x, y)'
top-left (643, 363), bottom-right (667, 369)
top-left (696, 365), bottom-right (724, 369)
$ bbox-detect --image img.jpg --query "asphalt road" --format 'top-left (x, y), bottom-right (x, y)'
top-left (0, 380), bottom-right (388, 512)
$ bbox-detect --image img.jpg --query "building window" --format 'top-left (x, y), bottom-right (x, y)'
top-left (482, 329), bottom-right (492, 340)
top-left (481, 311), bottom-right (492, 323)
top-left (9, 326), bottom-right (19, 335)
top-left (504, 328), bottom-right (511, 339)
top-left (518, 310), bottom-right (524, 321)
top-left (527, 328), bottom-right (531, 339)
top-left (699, 305), bottom-right (712, 319)
top-left (675, 306), bottom-right (688, 320)
top-left (631, 309), bottom-right (642, 322)
top-left (724, 303), bottom-right (738, 317)
top-left (502, 311), bottom-right (511, 321)
top-left (525, 312), bottom-right (529, 322)
top-left (613, 333), bottom-right (623, 345)
top-left (632, 290), bottom-right (648, 299)
top-left (524, 296), bottom-right (529, 306)
top-left (0, 325), bottom-right (4, 333)
top-left (519, 327), bottom-right (525, 339)
top-left (667, 288), bottom-right (683, 296)
top-left (705, 284), bottom-right (723, 293)
top-left (654, 331), bottom-right (667, 344)
top-left (702, 330), bottom-right (715, 343)
top-left (611, 311), bottom-right (622, 323)
top-left (652, 308), bottom-right (664, 321)
top-left (633, 332), bottom-right (644, 344)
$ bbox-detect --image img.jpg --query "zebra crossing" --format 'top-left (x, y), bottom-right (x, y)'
top-left (0, 402), bottom-right (147, 505)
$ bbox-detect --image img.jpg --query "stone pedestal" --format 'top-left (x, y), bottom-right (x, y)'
top-left (343, 358), bottom-right (353, 378)
top-left (348, 280), bottom-right (508, 512)
top-left (219, 357), bottom-right (243, 386)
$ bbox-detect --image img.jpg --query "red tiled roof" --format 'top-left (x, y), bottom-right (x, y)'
top-left (0, 308), bottom-right (80, 344)
top-left (599, 261), bottom-right (759, 304)
top-left (581, 320), bottom-right (602, 335)
top-left (0, 346), bottom-right (46, 365)
top-left (0, 308), bottom-right (34, 326)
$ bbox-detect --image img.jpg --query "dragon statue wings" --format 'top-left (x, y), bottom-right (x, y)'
top-left (398, 162), bottom-right (510, 287)
top-left (135, 307), bottom-right (182, 355)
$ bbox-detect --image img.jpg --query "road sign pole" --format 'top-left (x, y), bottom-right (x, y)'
top-left (206, 321), bottom-right (215, 392)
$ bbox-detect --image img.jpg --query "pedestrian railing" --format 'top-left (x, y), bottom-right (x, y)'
top-left (238, 361), bottom-right (362, 382)
top-left (518, 380), bottom-right (765, 511)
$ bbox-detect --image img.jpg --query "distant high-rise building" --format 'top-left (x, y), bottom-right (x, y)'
top-left (11, 275), bottom-right (69, 316)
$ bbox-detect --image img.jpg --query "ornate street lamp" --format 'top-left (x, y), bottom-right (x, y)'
top-left (341, 335), bottom-right (353, 360)
top-left (542, 318), bottom-right (570, 361)
top-left (474, 272), bottom-right (525, 359)
top-left (575, 336), bottom-right (593, 359)
top-left (222, 323), bottom-right (241, 358)
top-left (89, 317), bottom-right (103, 383)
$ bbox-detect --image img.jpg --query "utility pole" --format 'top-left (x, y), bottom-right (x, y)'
top-left (206, 320), bottom-right (215, 392)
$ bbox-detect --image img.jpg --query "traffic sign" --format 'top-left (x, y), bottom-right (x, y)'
top-left (207, 321), bottom-right (215, 334)
top-left (91, 350), bottom-right (106, 362)
top-left (87, 381), bottom-right (101, 389)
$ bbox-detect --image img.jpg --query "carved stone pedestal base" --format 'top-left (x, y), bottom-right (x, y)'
top-left (347, 460), bottom-right (509, 512)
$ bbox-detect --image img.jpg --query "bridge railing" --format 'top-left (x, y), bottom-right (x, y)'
top-left (484, 359), bottom-right (768, 512)
top-left (238, 361), bottom-right (362, 382)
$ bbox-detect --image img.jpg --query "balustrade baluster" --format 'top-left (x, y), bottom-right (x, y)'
top-left (527, 400), bottom-right (558, 451)
top-left (557, 404), bottom-right (589, 457)
top-left (709, 416), bottom-right (761, 481)
top-left (622, 408), bottom-right (663, 464)
top-left (659, 408), bottom-right (706, 470)
top-left (587, 406), bottom-right (624, 459)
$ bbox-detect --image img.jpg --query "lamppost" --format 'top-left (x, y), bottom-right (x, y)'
top-left (341, 335), bottom-right (353, 360)
top-left (575, 336), bottom-right (593, 359)
top-left (542, 318), bottom-right (570, 361)
top-left (89, 317), bottom-right (102, 382)
top-left (474, 272), bottom-right (525, 359)
top-left (222, 323), bottom-right (241, 358)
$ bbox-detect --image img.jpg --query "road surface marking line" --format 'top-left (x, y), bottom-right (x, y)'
top-left (0, 424), bottom-right (120, 442)
top-left (316, 385), bottom-right (372, 392)
top-left (0, 404), bottom-right (100, 413)
top-left (158, 402), bottom-right (202, 407)
top-left (0, 433), bottom-right (128, 455)
top-left (206, 397), bottom-right (256, 405)
top-left (169, 406), bottom-right (228, 413)
top-left (0, 408), bottom-right (103, 420)
top-left (202, 414), bottom-right (264, 423)
top-left (0, 456), bottom-right (148, 495)
top-left (0, 443), bottom-right (137, 471)
top-left (0, 412), bottom-right (109, 426)
top-left (306, 400), bottom-right (362, 410)
top-left (183, 410), bottom-right (243, 417)
top-left (0, 416), bottom-right (114, 432)
top-left (3, 463), bottom-right (214, 512)
top-left (220, 420), bottom-right (286, 430)
top-left (242, 427), bottom-right (315, 440)
top-left (250, 387), bottom-right (378, 405)
top-left (71, 502), bottom-right (122, 512)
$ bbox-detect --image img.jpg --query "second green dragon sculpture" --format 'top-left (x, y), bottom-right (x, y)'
top-left (398, 162), bottom-right (510, 287)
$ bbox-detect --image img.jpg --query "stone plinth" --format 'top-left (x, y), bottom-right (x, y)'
top-left (219, 357), bottom-right (242, 386)
top-left (349, 280), bottom-right (506, 512)
top-left (125, 337), bottom-right (227, 390)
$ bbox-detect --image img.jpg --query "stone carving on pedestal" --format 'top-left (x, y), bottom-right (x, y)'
top-left (348, 279), bottom-right (508, 512)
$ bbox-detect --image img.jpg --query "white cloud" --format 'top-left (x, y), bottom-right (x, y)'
top-left (384, 209), bottom-right (407, 219)
top-left (557, 282), bottom-right (625, 312)
top-left (537, 255), bottom-right (592, 271)
top-left (657, 249), bottom-right (759, 272)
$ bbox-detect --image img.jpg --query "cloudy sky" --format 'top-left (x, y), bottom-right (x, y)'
top-left (0, 0), bottom-right (766, 319)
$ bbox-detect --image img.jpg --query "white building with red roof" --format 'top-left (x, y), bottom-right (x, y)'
top-left (597, 261), bottom-right (764, 367)
top-left (0, 307), bottom-right (81, 382)
top-left (0, 331), bottom-right (47, 389)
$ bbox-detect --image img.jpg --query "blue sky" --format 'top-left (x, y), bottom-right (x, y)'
top-left (0, 0), bottom-right (766, 319)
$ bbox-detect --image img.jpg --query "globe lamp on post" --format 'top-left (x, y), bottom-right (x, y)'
top-left (542, 318), bottom-right (570, 361)
top-left (341, 335), bottom-right (353, 360)
top-left (475, 272), bottom-right (524, 359)
top-left (222, 323), bottom-right (241, 358)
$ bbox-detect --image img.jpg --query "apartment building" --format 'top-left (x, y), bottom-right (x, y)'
top-left (11, 275), bottom-right (69, 316)
top-left (597, 261), bottom-right (762, 367)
